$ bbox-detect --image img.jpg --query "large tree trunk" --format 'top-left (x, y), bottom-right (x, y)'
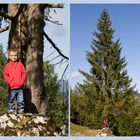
top-left (8, 4), bottom-right (47, 115)
top-left (26, 4), bottom-right (46, 114)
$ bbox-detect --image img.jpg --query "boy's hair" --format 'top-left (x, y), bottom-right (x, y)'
top-left (8, 48), bottom-right (19, 56)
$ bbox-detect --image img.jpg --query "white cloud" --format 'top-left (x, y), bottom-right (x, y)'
top-left (69, 71), bottom-right (81, 79)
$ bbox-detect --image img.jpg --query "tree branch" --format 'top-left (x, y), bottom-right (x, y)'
top-left (42, 4), bottom-right (64, 9)
top-left (48, 55), bottom-right (60, 63)
top-left (0, 26), bottom-right (9, 33)
top-left (0, 4), bottom-right (25, 20)
top-left (53, 58), bottom-right (65, 66)
top-left (0, 12), bottom-right (14, 20)
top-left (43, 31), bottom-right (69, 60)
top-left (62, 63), bottom-right (69, 79)
top-left (46, 50), bottom-right (56, 58)
top-left (45, 16), bottom-right (62, 25)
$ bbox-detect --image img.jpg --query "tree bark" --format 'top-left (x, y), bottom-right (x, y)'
top-left (26, 4), bottom-right (46, 114)
top-left (8, 4), bottom-right (21, 49)
top-left (8, 4), bottom-right (47, 115)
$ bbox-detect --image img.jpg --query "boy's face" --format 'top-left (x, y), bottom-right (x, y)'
top-left (9, 51), bottom-right (18, 62)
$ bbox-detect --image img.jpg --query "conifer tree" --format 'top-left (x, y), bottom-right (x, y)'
top-left (43, 61), bottom-right (67, 126)
top-left (78, 9), bottom-right (136, 133)
top-left (0, 44), bottom-right (7, 115)
top-left (71, 86), bottom-right (88, 126)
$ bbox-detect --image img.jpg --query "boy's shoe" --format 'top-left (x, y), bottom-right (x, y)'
top-left (7, 110), bottom-right (15, 114)
top-left (17, 111), bottom-right (25, 115)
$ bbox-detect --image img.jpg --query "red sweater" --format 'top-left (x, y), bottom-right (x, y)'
top-left (4, 61), bottom-right (26, 89)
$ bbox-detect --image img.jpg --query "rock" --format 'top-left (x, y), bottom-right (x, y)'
top-left (0, 113), bottom-right (67, 136)
top-left (74, 132), bottom-right (81, 136)
top-left (61, 125), bottom-right (67, 135)
top-left (96, 128), bottom-right (113, 136)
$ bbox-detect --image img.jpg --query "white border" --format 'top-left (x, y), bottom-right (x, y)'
top-left (1, 1), bottom-right (140, 139)
top-left (1, 0), bottom-right (140, 4)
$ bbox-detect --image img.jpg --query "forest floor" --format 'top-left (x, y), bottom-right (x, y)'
top-left (70, 122), bottom-right (113, 136)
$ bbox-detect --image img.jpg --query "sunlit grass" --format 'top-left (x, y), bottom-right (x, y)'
top-left (70, 122), bottom-right (100, 136)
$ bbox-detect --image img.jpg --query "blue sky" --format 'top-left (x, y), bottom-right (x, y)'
top-left (70, 4), bottom-right (140, 92)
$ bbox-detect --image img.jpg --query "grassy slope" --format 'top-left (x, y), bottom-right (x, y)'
top-left (70, 122), bottom-right (100, 136)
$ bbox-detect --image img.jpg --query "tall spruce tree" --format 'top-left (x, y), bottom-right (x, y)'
top-left (78, 9), bottom-right (136, 134)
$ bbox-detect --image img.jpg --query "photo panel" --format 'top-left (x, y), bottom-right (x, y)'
top-left (0, 3), bottom-right (70, 136)
top-left (70, 3), bottom-right (140, 136)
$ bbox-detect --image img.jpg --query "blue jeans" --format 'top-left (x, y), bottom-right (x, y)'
top-left (8, 89), bottom-right (24, 113)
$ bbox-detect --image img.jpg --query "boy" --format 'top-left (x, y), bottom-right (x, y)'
top-left (4, 48), bottom-right (26, 113)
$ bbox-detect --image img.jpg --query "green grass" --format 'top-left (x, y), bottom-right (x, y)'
top-left (70, 122), bottom-right (100, 136)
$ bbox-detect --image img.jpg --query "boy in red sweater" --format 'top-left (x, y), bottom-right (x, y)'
top-left (4, 48), bottom-right (26, 113)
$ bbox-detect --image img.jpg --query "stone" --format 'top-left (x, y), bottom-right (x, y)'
top-left (0, 113), bottom-right (67, 136)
